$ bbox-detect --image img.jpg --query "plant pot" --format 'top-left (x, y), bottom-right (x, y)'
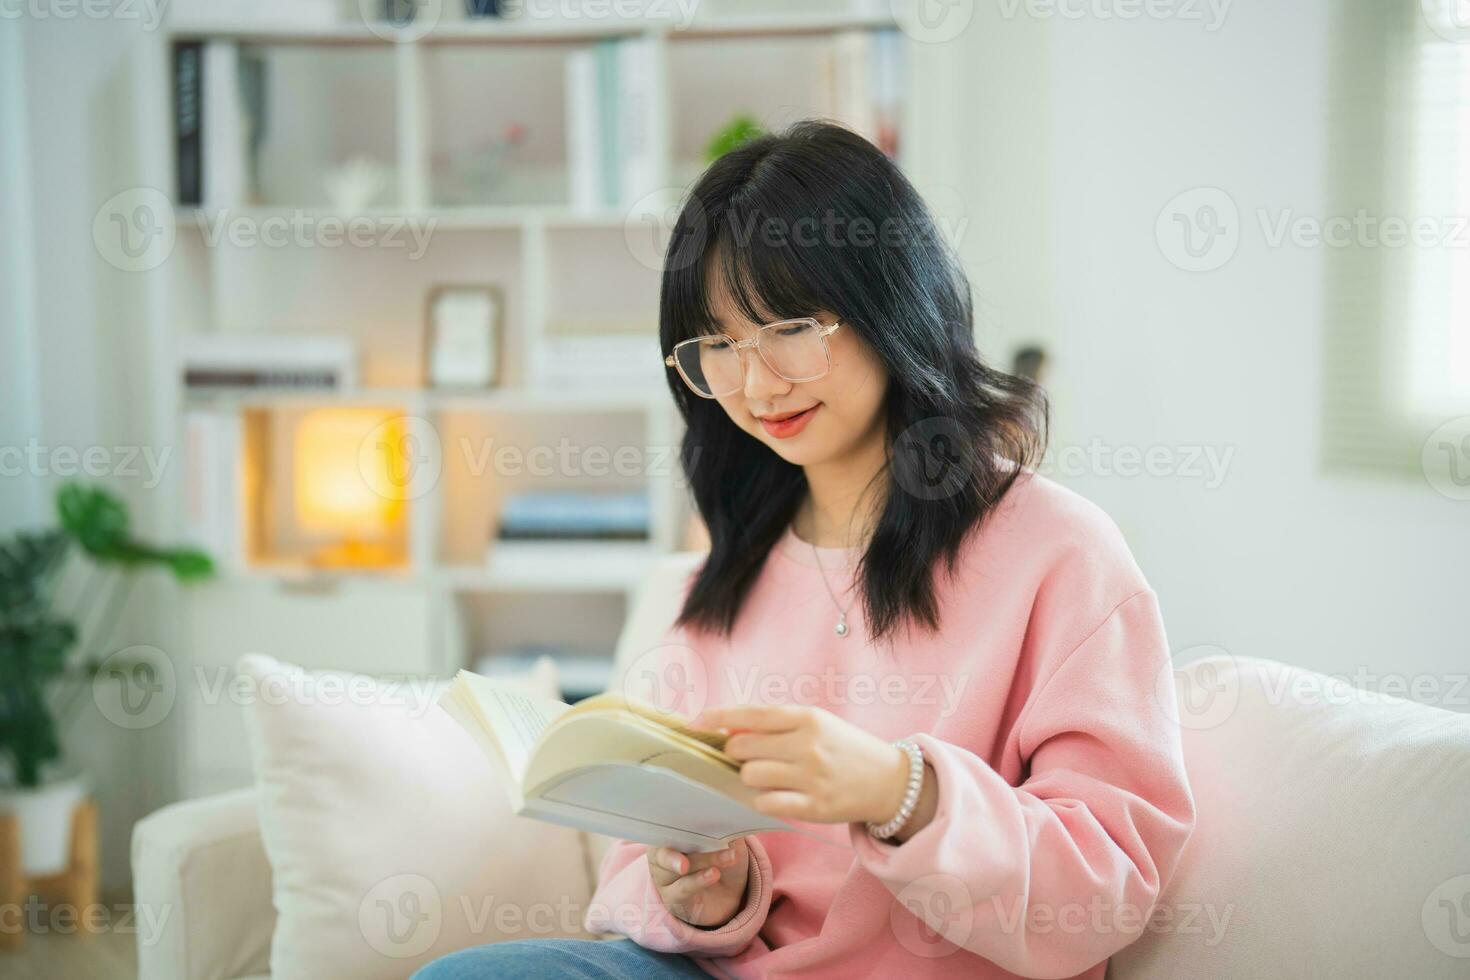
top-left (0, 772), bottom-right (88, 876)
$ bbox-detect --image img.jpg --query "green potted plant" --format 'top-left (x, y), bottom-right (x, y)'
top-left (0, 484), bottom-right (211, 875)
top-left (704, 114), bottom-right (765, 164)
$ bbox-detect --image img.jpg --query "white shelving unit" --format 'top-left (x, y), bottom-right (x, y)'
top-left (130, 6), bottom-right (911, 797)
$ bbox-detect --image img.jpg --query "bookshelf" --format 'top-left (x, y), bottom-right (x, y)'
top-left (131, 5), bottom-right (913, 798)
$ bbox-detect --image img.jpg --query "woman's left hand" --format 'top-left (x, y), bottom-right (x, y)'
top-left (694, 704), bottom-right (911, 826)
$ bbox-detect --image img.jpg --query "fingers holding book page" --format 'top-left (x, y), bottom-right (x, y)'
top-left (646, 837), bottom-right (751, 928)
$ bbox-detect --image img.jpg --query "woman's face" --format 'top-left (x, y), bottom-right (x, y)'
top-left (703, 270), bottom-right (890, 469)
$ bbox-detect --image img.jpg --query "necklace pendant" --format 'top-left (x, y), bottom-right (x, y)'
top-left (835, 619), bottom-right (849, 637)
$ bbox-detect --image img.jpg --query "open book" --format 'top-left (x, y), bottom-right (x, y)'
top-left (438, 670), bottom-right (799, 853)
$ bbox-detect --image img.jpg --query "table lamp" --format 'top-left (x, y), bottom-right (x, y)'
top-left (292, 408), bottom-right (406, 568)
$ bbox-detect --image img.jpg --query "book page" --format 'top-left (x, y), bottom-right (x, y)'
top-left (553, 691), bottom-right (732, 758)
top-left (452, 671), bottom-right (569, 785)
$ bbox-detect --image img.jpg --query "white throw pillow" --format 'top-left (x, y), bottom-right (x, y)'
top-left (1112, 655), bottom-right (1470, 980)
top-left (237, 654), bottom-right (597, 980)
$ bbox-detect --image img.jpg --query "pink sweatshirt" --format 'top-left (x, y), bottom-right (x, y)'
top-left (584, 471), bottom-right (1196, 979)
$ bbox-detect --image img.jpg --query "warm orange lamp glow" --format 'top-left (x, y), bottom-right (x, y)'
top-left (293, 408), bottom-right (406, 568)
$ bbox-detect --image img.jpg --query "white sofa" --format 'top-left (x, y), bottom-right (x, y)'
top-left (133, 555), bottom-right (1470, 979)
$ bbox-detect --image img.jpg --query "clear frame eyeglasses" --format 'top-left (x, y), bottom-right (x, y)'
top-left (663, 317), bottom-right (844, 399)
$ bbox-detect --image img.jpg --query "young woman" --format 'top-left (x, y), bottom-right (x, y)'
top-left (415, 121), bottom-right (1195, 979)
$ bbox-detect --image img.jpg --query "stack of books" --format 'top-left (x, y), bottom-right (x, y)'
top-left (533, 330), bottom-right (664, 392)
top-left (182, 409), bottom-right (248, 571)
top-left (493, 489), bottom-right (651, 542)
top-left (564, 36), bottom-right (664, 211)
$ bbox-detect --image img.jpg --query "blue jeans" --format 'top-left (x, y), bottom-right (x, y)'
top-left (411, 938), bottom-right (708, 980)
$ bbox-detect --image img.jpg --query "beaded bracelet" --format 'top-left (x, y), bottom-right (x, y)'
top-left (866, 738), bottom-right (924, 840)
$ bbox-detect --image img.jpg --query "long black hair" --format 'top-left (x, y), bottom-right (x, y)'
top-left (661, 120), bottom-right (1047, 646)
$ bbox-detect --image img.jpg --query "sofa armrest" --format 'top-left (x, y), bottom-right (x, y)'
top-left (132, 788), bottom-right (275, 980)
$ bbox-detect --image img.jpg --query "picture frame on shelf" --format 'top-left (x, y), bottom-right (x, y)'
top-left (425, 284), bottom-right (503, 389)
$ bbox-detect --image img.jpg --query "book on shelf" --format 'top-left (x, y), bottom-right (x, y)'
top-left (180, 334), bottom-right (358, 394)
top-left (870, 28), bottom-right (905, 160)
top-left (616, 35), bottom-right (662, 206)
top-left (565, 45), bottom-right (602, 211)
top-left (174, 42), bottom-right (203, 206)
top-left (494, 489), bottom-right (651, 542)
top-left (202, 40), bottom-right (249, 209)
top-left (182, 408), bottom-right (247, 571)
top-left (830, 30), bottom-right (876, 144)
top-left (174, 38), bottom-right (266, 211)
top-left (822, 28), bottom-right (906, 162)
top-left (439, 670), bottom-right (819, 852)
top-left (564, 36), bottom-right (663, 211)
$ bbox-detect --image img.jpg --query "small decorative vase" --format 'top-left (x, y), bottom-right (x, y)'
top-left (0, 771), bottom-right (88, 876)
top-left (324, 157), bottom-right (393, 213)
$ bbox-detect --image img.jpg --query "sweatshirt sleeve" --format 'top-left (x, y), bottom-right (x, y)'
top-left (848, 588), bottom-right (1196, 979)
top-left (583, 834), bottom-right (774, 957)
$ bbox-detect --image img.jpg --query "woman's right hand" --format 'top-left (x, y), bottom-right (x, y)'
top-left (646, 837), bottom-right (750, 928)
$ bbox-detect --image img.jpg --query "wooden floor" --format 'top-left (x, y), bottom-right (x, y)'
top-left (2, 891), bottom-right (138, 980)
top-left (3, 929), bottom-right (136, 980)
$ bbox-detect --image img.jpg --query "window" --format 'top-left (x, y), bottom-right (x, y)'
top-left (1323, 0), bottom-right (1470, 475)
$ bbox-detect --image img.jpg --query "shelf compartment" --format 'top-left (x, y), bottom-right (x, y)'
top-left (421, 43), bottom-right (578, 208)
top-left (235, 43), bottom-right (400, 208)
top-left (432, 408), bottom-right (659, 567)
top-left (451, 590), bottom-right (627, 671)
top-left (203, 227), bottom-right (523, 389)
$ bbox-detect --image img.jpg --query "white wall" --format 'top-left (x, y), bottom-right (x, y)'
top-left (911, 1), bottom-right (1469, 707)
top-left (0, 22), bottom-right (44, 531)
top-left (6, 14), bottom-right (176, 892)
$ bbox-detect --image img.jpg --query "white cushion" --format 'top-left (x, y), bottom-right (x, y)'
top-left (1112, 655), bottom-right (1470, 979)
top-left (131, 787), bottom-right (275, 980)
top-left (237, 654), bottom-right (598, 980)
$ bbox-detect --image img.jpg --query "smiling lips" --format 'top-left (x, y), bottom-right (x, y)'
top-left (758, 404), bottom-right (821, 438)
